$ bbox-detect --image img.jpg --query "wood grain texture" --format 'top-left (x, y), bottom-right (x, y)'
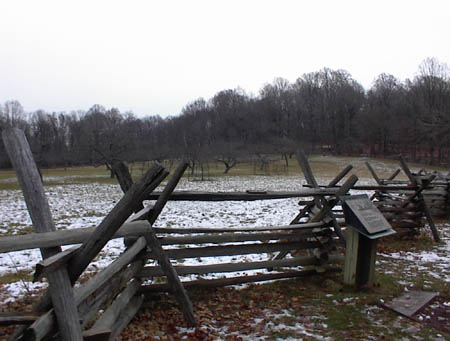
top-left (68, 164), bottom-right (168, 282)
top-left (2, 128), bottom-right (83, 341)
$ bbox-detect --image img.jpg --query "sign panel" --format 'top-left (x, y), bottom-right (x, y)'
top-left (342, 195), bottom-right (395, 238)
top-left (383, 291), bottom-right (439, 317)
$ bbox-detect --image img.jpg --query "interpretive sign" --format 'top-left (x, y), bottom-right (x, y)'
top-left (342, 195), bottom-right (396, 288)
top-left (342, 195), bottom-right (395, 239)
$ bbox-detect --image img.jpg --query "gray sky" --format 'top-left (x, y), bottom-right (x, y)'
top-left (1, 0), bottom-right (449, 117)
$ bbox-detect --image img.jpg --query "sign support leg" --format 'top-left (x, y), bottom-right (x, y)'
top-left (344, 229), bottom-right (378, 288)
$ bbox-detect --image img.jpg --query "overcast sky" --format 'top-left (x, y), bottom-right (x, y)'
top-left (1, 0), bottom-right (449, 117)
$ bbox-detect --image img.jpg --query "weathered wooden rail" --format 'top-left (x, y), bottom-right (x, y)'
top-left (5, 138), bottom-right (440, 340)
top-left (1, 128), bottom-right (173, 340)
top-left (0, 221), bottom-right (329, 254)
top-left (146, 189), bottom-right (340, 201)
top-left (137, 222), bottom-right (345, 292)
top-left (134, 151), bottom-right (354, 295)
top-left (298, 155), bottom-right (443, 241)
top-left (365, 157), bottom-right (441, 241)
top-left (0, 133), bottom-right (358, 340)
top-left (367, 161), bottom-right (450, 219)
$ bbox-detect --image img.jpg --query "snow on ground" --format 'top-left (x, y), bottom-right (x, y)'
top-left (378, 222), bottom-right (450, 285)
top-left (0, 172), bottom-right (447, 276)
top-left (184, 309), bottom-right (331, 341)
top-left (0, 175), bottom-right (314, 300)
top-left (0, 166), bottom-right (449, 339)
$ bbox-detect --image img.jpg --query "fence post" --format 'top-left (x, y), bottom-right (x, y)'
top-left (2, 128), bottom-right (83, 340)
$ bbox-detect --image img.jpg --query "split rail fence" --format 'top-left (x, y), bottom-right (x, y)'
top-left (0, 129), bottom-right (356, 340)
top-left (0, 128), bottom-right (445, 340)
top-left (365, 157), bottom-right (442, 241)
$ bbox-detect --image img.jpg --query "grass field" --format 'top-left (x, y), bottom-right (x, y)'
top-left (0, 154), bottom-right (446, 190)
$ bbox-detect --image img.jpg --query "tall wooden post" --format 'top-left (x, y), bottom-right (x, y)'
top-left (2, 128), bottom-right (82, 340)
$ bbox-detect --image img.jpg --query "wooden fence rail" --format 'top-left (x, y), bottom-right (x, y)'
top-left (146, 189), bottom-right (340, 201)
top-left (0, 221), bottom-right (337, 254)
top-left (5, 139), bottom-right (442, 340)
top-left (0, 128), bottom-right (175, 340)
top-left (365, 157), bottom-right (441, 241)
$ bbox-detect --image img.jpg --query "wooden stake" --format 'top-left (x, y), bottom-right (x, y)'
top-left (143, 162), bottom-right (196, 327)
top-left (398, 156), bottom-right (440, 241)
top-left (144, 228), bottom-right (196, 327)
top-left (365, 162), bottom-right (383, 185)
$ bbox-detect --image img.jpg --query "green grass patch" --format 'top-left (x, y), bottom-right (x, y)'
top-left (82, 211), bottom-right (106, 218)
top-left (0, 271), bottom-right (32, 284)
top-left (41, 165), bottom-right (110, 178)
top-left (0, 224), bottom-right (35, 236)
top-left (0, 165), bottom-right (115, 190)
top-left (267, 329), bottom-right (295, 339)
top-left (0, 154), bottom-right (446, 189)
top-left (42, 177), bottom-right (115, 187)
top-left (0, 170), bottom-right (16, 181)
top-left (0, 182), bottom-right (21, 191)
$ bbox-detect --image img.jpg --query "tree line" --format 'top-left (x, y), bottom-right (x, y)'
top-left (1, 57), bottom-right (449, 173)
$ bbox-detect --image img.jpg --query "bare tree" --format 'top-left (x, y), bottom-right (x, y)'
top-left (411, 58), bottom-right (450, 163)
top-left (1, 100), bottom-right (27, 128)
top-left (358, 73), bottom-right (407, 156)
